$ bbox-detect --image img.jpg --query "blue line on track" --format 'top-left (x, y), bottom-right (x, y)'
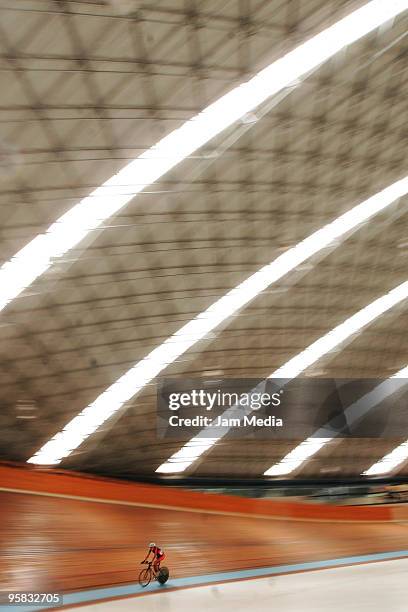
top-left (2, 549), bottom-right (408, 612)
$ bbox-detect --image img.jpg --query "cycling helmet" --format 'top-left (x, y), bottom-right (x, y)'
top-left (149, 542), bottom-right (156, 548)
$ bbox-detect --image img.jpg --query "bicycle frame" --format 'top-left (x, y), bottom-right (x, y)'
top-left (139, 560), bottom-right (158, 587)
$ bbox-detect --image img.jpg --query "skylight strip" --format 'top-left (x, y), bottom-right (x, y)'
top-left (28, 176), bottom-right (408, 466)
top-left (270, 284), bottom-right (408, 379)
top-left (362, 367), bottom-right (408, 476)
top-left (265, 366), bottom-right (408, 476)
top-left (1, 1), bottom-right (407, 313)
top-left (363, 442), bottom-right (408, 476)
top-left (156, 283), bottom-right (408, 473)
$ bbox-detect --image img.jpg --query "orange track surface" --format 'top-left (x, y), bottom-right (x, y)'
top-left (1, 465), bottom-right (408, 594)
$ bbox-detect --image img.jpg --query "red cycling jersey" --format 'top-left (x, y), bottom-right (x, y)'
top-left (150, 545), bottom-right (164, 558)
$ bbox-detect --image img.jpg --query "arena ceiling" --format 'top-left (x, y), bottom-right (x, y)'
top-left (0, 0), bottom-right (407, 480)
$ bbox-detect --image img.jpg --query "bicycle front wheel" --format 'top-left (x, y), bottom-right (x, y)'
top-left (139, 567), bottom-right (152, 587)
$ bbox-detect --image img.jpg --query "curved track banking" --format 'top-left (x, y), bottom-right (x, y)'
top-left (2, 487), bottom-right (408, 595)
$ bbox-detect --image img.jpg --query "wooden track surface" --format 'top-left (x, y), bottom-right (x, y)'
top-left (0, 464), bottom-right (396, 521)
top-left (2, 490), bottom-right (408, 594)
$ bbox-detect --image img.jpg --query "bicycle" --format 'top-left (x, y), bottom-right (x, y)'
top-left (139, 560), bottom-right (169, 587)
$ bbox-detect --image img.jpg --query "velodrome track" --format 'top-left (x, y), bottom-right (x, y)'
top-left (1, 464), bottom-right (408, 609)
top-left (67, 559), bottom-right (408, 612)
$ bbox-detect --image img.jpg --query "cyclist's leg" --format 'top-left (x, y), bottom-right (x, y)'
top-left (154, 553), bottom-right (165, 573)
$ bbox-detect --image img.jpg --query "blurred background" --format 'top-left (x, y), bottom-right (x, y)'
top-left (0, 0), bottom-right (407, 609)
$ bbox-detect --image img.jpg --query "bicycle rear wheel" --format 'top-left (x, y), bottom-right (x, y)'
top-left (139, 567), bottom-right (152, 587)
top-left (157, 567), bottom-right (169, 584)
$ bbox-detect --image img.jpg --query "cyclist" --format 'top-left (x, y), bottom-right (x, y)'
top-left (142, 542), bottom-right (165, 573)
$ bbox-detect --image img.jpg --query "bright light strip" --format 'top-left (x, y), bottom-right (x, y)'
top-left (265, 366), bottom-right (408, 476)
top-left (155, 438), bottom-right (220, 474)
top-left (157, 281), bottom-right (408, 473)
top-left (1, 1), bottom-right (407, 314)
top-left (271, 283), bottom-right (408, 379)
top-left (363, 442), bottom-right (408, 475)
top-left (28, 175), bottom-right (408, 466)
top-left (264, 438), bottom-right (332, 476)
top-left (362, 366), bottom-right (408, 476)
